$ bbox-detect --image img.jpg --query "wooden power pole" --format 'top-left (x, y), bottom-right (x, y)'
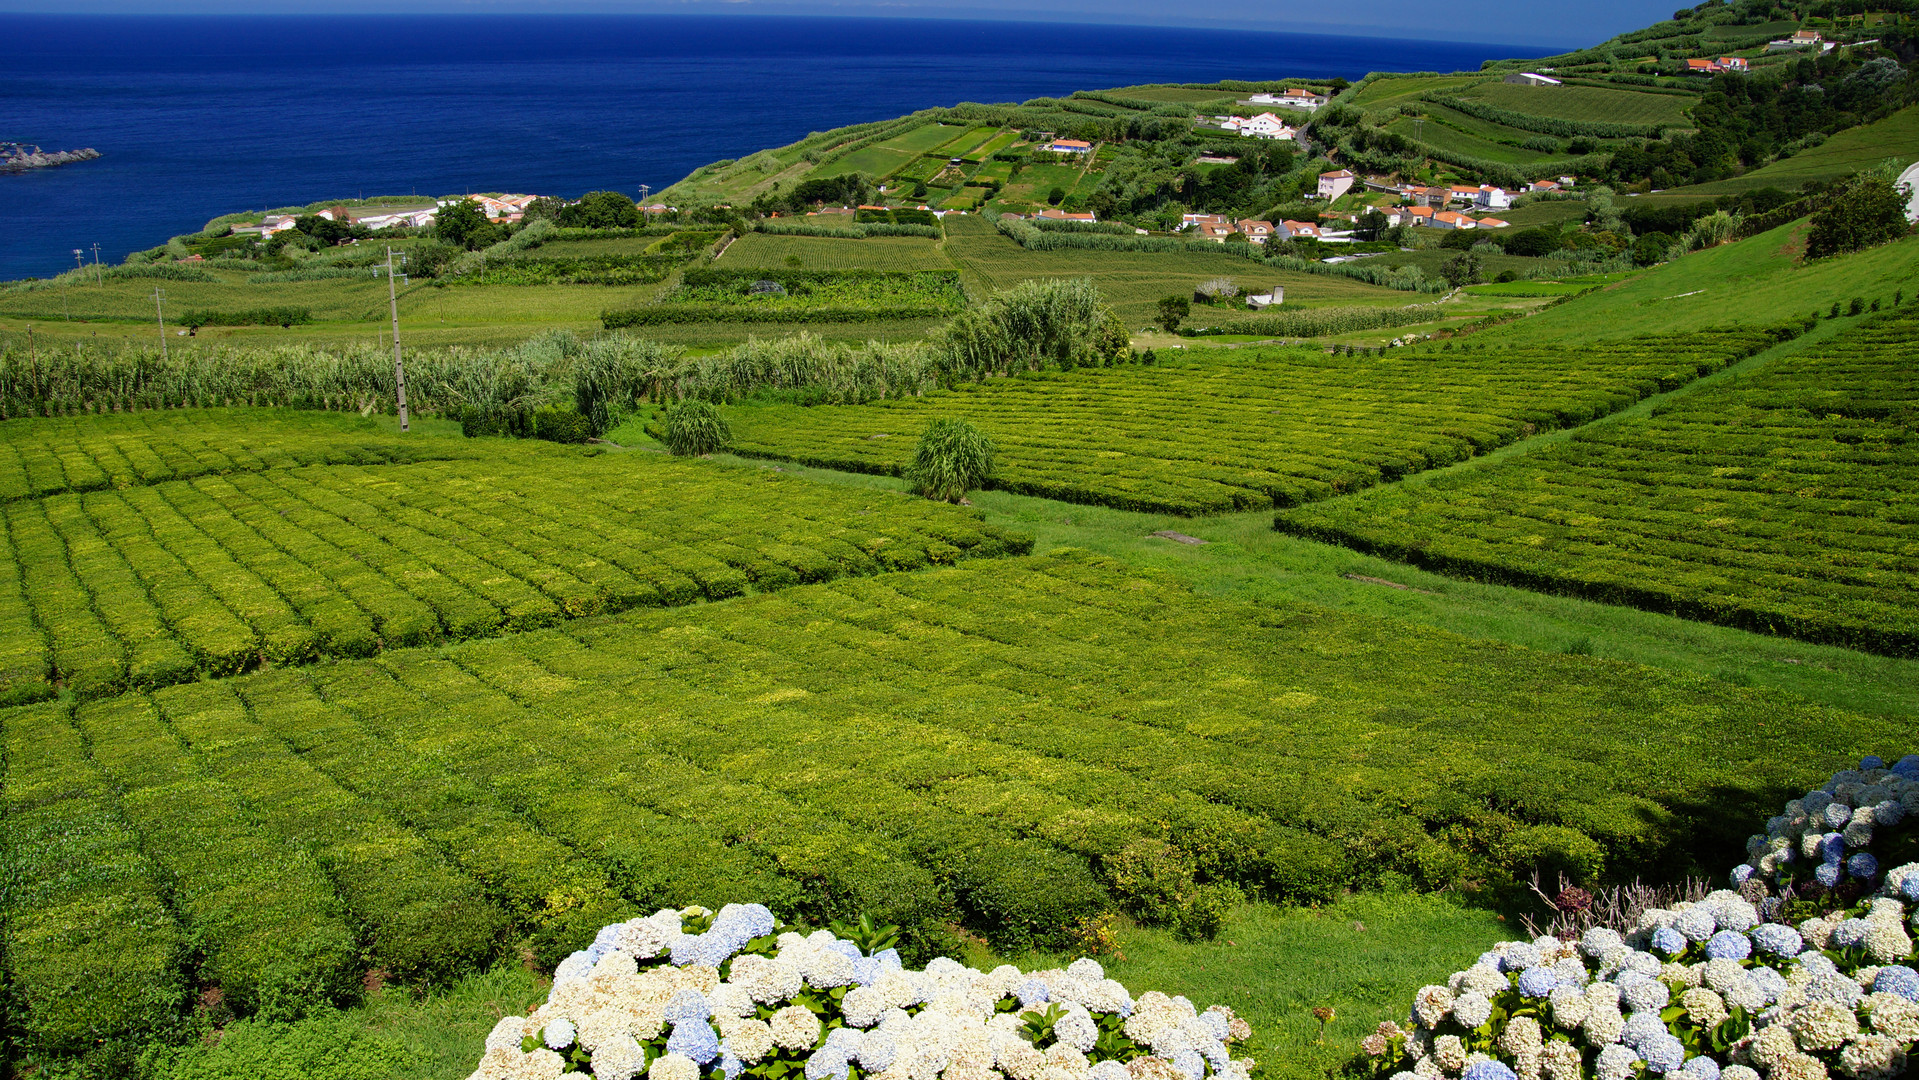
top-left (152, 287), bottom-right (167, 358)
top-left (386, 246), bottom-right (408, 431)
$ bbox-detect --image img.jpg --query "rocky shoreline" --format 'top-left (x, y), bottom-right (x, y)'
top-left (2, 143), bottom-right (102, 173)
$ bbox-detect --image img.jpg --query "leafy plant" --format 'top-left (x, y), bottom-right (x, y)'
top-left (903, 418), bottom-right (994, 502)
top-left (827, 912), bottom-right (902, 956)
top-left (664, 400), bottom-right (733, 456)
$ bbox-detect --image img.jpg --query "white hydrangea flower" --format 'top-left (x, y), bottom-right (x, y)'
top-left (648, 1052), bottom-right (700, 1080)
top-left (1433, 1035), bottom-right (1467, 1073)
top-left (593, 1036), bottom-right (648, 1080)
top-left (1412, 985), bottom-right (1454, 1029)
top-left (1790, 1000), bottom-right (1861, 1051)
top-left (1837, 1033), bottom-right (1904, 1080)
top-left (1548, 985), bottom-right (1589, 1029)
top-left (770, 1005), bottom-right (822, 1052)
top-left (1452, 992), bottom-right (1494, 1029)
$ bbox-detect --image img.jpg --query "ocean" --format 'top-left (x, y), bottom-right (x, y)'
top-left (2, 14), bottom-right (1513, 281)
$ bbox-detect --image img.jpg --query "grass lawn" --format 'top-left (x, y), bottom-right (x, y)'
top-left (877, 122), bottom-right (968, 154)
top-left (1496, 200), bottom-right (1589, 228)
top-left (1452, 81), bottom-right (1697, 127)
top-left (816, 145), bottom-right (919, 179)
top-left (1351, 74), bottom-right (1491, 109)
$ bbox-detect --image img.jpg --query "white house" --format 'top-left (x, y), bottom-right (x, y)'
top-left (1317, 169), bottom-right (1355, 200)
top-left (1429, 210), bottom-right (1476, 230)
top-left (1505, 72), bottom-right (1561, 86)
top-left (1250, 88), bottom-right (1327, 109)
top-left (1236, 219), bottom-right (1276, 243)
top-left (1276, 220), bottom-right (1322, 239)
top-left (1473, 185), bottom-right (1512, 210)
top-left (356, 208), bottom-right (438, 230)
top-left (1045, 139), bottom-right (1094, 154)
top-left (1239, 113), bottom-right (1296, 140)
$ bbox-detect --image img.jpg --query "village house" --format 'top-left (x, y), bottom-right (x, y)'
top-left (1276, 220), bottom-right (1322, 240)
top-left (1392, 206), bottom-right (1435, 227)
top-left (1239, 113), bottom-right (1296, 140)
top-left (1529, 180), bottom-right (1561, 192)
top-left (1474, 185), bottom-right (1513, 210)
top-left (1249, 88), bottom-right (1328, 110)
top-left (1476, 217), bottom-right (1511, 229)
top-left (354, 207), bottom-right (438, 230)
top-left (1504, 72), bottom-right (1562, 86)
top-left (1045, 138), bottom-right (1093, 154)
top-left (1768, 29), bottom-right (1830, 51)
top-left (1181, 213), bottom-right (1231, 228)
top-left (1195, 222), bottom-right (1237, 241)
top-left (1719, 56), bottom-right (1750, 71)
top-left (1236, 219), bottom-right (1275, 243)
top-left (1317, 169), bottom-right (1355, 200)
top-left (1429, 210), bottom-right (1477, 230)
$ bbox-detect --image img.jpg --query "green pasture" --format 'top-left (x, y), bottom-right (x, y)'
top-left (938, 126), bottom-right (1004, 156)
top-left (531, 234), bottom-right (673, 256)
top-left (719, 233), bottom-right (955, 271)
top-left (1495, 200), bottom-right (1588, 227)
top-left (1452, 81), bottom-right (1697, 127)
top-left (817, 145), bottom-right (919, 179)
top-left (1389, 113), bottom-right (1562, 167)
top-left (1350, 74), bottom-right (1490, 109)
top-left (877, 122), bottom-right (967, 154)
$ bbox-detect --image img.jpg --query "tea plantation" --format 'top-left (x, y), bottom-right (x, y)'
top-left (0, 430), bottom-right (1027, 703)
top-left (1277, 309), bottom-right (1919, 657)
top-left (5, 551), bottom-right (1902, 1067)
top-left (722, 329), bottom-right (1790, 513)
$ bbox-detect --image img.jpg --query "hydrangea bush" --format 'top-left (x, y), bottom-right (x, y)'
top-left (1358, 758), bottom-right (1919, 1080)
top-left (470, 904), bottom-right (1253, 1080)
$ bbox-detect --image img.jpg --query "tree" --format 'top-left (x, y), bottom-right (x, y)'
top-left (435, 198), bottom-right (491, 249)
top-left (1047, 187), bottom-right (1067, 206)
top-left (1439, 228), bottom-right (1479, 250)
top-left (1501, 227), bottom-right (1561, 258)
top-left (904, 418), bottom-right (995, 503)
top-left (1157, 296), bottom-right (1190, 333)
top-left (1805, 175), bottom-right (1912, 258)
top-left (1632, 231), bottom-right (1674, 266)
top-left (557, 190), bottom-right (641, 229)
top-left (1441, 251), bottom-right (1484, 288)
top-left (1356, 210), bottom-right (1388, 241)
top-left (521, 196), bottom-right (565, 223)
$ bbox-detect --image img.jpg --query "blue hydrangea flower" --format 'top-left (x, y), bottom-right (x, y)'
top-left (1704, 931), bottom-right (1751, 961)
top-left (1815, 862), bottom-right (1843, 888)
top-left (1499, 943), bottom-right (1542, 972)
top-left (1463, 1063), bottom-right (1519, 1080)
top-left (1750, 923), bottom-right (1802, 957)
top-left (1679, 1057), bottom-right (1721, 1080)
top-left (858, 1033), bottom-right (897, 1072)
top-left (1820, 833), bottom-right (1847, 863)
top-left (1892, 755), bottom-right (1919, 779)
top-left (1620, 1009), bottom-right (1669, 1049)
top-left (1640, 1035), bottom-right (1686, 1074)
top-left (803, 1050), bottom-right (850, 1080)
top-left (872, 948), bottom-right (902, 971)
top-left (1199, 1012), bottom-right (1230, 1041)
top-left (1015, 980), bottom-right (1050, 1006)
top-left (825, 939), bottom-right (862, 962)
top-left (1824, 802), bottom-right (1853, 828)
top-left (1171, 1050), bottom-right (1206, 1080)
top-left (1651, 927), bottom-right (1688, 957)
top-left (1848, 852), bottom-right (1879, 879)
top-left (1903, 875), bottom-right (1919, 902)
top-left (1873, 966), bottom-right (1919, 1002)
top-left (668, 1022), bottom-right (721, 1065)
top-left (851, 957), bottom-right (881, 986)
top-left (666, 989), bottom-right (711, 1025)
top-left (554, 951), bottom-right (595, 982)
top-left (1878, 801), bottom-right (1907, 827)
top-left (1862, 755), bottom-right (1886, 770)
top-left (1749, 966), bottom-right (1789, 1005)
top-left (722, 1055), bottom-right (744, 1080)
top-left (1517, 966), bottom-right (1559, 998)
top-left (1831, 918), bottom-right (1870, 948)
top-left (1730, 864), bottom-right (1755, 885)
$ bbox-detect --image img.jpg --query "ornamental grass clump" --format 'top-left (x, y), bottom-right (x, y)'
top-left (468, 904), bottom-right (1255, 1080)
top-left (665, 401), bottom-right (732, 456)
top-left (904, 418), bottom-right (994, 502)
top-left (1356, 755), bottom-right (1919, 1080)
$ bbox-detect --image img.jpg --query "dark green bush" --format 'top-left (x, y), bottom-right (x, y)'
top-left (532, 406), bottom-right (593, 444)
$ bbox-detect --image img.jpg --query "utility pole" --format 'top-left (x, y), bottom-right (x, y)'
top-left (152, 287), bottom-right (168, 358)
top-left (386, 245), bottom-right (409, 431)
top-left (91, 243), bottom-right (102, 284)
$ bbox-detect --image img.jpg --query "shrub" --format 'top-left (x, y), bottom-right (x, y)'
top-left (904, 418), bottom-right (994, 502)
top-left (532, 406), bottom-right (593, 444)
top-left (664, 400), bottom-right (731, 455)
top-left (1805, 174), bottom-right (1913, 259)
top-left (1157, 295), bottom-right (1190, 333)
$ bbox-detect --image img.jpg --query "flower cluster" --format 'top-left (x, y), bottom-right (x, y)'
top-left (1360, 757), bottom-right (1919, 1080)
top-left (469, 905), bottom-right (1253, 1080)
top-left (1736, 757), bottom-right (1919, 894)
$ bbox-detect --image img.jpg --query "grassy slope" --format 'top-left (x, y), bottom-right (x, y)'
top-left (1452, 81), bottom-right (1697, 126)
top-left (1643, 103), bottom-right (1919, 199)
top-left (1479, 220), bottom-right (1919, 343)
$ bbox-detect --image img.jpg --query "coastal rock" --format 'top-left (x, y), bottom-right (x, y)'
top-left (2, 143), bottom-right (103, 173)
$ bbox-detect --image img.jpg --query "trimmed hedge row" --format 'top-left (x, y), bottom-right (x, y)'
top-left (724, 329), bottom-right (1788, 515)
top-left (0, 440), bottom-right (1031, 699)
top-left (1, 703), bottom-right (186, 1068)
top-left (1277, 310), bottom-right (1917, 656)
top-left (179, 306), bottom-right (313, 328)
top-left (1422, 93), bottom-right (1670, 138)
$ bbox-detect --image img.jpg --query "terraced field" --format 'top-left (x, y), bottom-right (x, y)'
top-left (1451, 81), bottom-right (1697, 127)
top-left (0, 431), bottom-right (1026, 702)
top-left (1279, 309), bottom-right (1919, 656)
top-left (722, 329), bottom-right (1792, 514)
top-left (7, 551), bottom-right (1896, 1065)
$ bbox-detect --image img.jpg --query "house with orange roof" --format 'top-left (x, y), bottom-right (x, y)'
top-left (1430, 210), bottom-right (1477, 230)
top-left (1045, 138), bottom-right (1093, 154)
top-left (1236, 219), bottom-right (1275, 243)
top-left (1276, 220), bottom-right (1322, 239)
top-left (1033, 207), bottom-right (1098, 222)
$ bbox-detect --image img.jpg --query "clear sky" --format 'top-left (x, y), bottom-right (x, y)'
top-left (0, 1), bottom-right (1670, 49)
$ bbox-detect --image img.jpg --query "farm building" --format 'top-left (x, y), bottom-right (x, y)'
top-left (1504, 72), bottom-right (1561, 86)
top-left (1045, 139), bottom-right (1093, 154)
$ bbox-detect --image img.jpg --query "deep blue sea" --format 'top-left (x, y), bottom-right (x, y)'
top-left (3, 14), bottom-right (1511, 280)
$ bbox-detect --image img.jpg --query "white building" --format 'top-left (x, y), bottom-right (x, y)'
top-left (1316, 169), bottom-right (1355, 200)
top-left (1249, 88), bottom-right (1328, 109)
top-left (1504, 72), bottom-right (1562, 86)
top-left (1473, 185), bottom-right (1513, 210)
top-left (1238, 113), bottom-right (1296, 140)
